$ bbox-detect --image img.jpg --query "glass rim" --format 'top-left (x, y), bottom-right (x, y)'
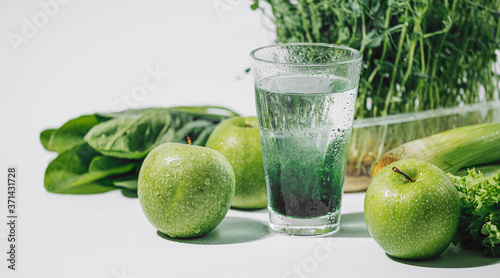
top-left (249, 43), bottom-right (363, 66)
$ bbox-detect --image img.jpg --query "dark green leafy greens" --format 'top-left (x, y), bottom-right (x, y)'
top-left (41, 106), bottom-right (239, 194)
top-left (84, 109), bottom-right (175, 159)
top-left (41, 115), bottom-right (104, 153)
top-left (40, 129), bottom-right (57, 151)
top-left (113, 178), bottom-right (138, 190)
top-left (448, 170), bottom-right (500, 257)
top-left (44, 143), bottom-right (136, 194)
top-left (171, 120), bottom-right (213, 144)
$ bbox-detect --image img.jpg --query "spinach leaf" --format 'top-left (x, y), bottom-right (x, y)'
top-left (95, 108), bottom-right (154, 120)
top-left (171, 120), bottom-right (214, 144)
top-left (121, 188), bottom-right (138, 198)
top-left (84, 109), bottom-right (175, 159)
top-left (41, 106), bottom-right (240, 195)
top-left (40, 129), bottom-right (57, 151)
top-left (113, 178), bottom-right (138, 190)
top-left (169, 106), bottom-right (238, 125)
top-left (85, 107), bottom-right (238, 159)
top-left (112, 168), bottom-right (140, 190)
top-left (95, 106), bottom-right (238, 120)
top-left (170, 106), bottom-right (239, 119)
top-left (193, 124), bottom-right (217, 146)
top-left (58, 178), bottom-right (117, 195)
top-left (44, 143), bottom-right (136, 194)
top-left (41, 114), bottom-right (104, 153)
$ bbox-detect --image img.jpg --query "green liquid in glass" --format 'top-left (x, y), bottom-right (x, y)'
top-left (255, 75), bottom-right (356, 218)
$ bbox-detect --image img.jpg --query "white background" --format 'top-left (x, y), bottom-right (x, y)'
top-left (1, 1), bottom-right (499, 277)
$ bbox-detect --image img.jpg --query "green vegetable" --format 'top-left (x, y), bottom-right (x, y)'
top-left (167, 105), bottom-right (239, 119)
top-left (84, 109), bottom-right (174, 159)
top-left (455, 162), bottom-right (500, 178)
top-left (448, 169), bottom-right (500, 257)
top-left (84, 108), bottom-right (233, 159)
top-left (95, 105), bottom-right (238, 120)
top-left (171, 120), bottom-right (214, 144)
top-left (40, 129), bottom-right (57, 151)
top-left (372, 122), bottom-right (500, 177)
top-left (44, 143), bottom-right (136, 194)
top-left (41, 115), bottom-right (104, 153)
top-left (41, 106), bottom-right (239, 194)
top-left (120, 188), bottom-right (138, 198)
top-left (192, 124), bottom-right (217, 146)
top-left (113, 175), bottom-right (139, 190)
top-left (252, 0), bottom-right (499, 118)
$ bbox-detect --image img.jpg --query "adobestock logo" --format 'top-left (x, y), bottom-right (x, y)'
top-left (110, 65), bottom-right (170, 112)
top-left (282, 238), bottom-right (340, 278)
top-left (111, 268), bottom-right (136, 278)
top-left (213, 0), bottom-right (244, 21)
top-left (7, 0), bottom-right (70, 53)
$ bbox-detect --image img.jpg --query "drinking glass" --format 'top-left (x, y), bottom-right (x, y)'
top-left (250, 43), bottom-right (362, 236)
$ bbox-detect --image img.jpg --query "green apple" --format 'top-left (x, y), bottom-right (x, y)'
top-left (364, 159), bottom-right (460, 260)
top-left (205, 116), bottom-right (266, 209)
top-left (138, 143), bottom-right (235, 238)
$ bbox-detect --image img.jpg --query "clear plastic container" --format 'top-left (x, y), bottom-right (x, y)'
top-left (344, 100), bottom-right (500, 192)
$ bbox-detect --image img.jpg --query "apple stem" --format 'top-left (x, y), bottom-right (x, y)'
top-left (244, 124), bottom-right (250, 128)
top-left (392, 167), bottom-right (414, 182)
top-left (186, 135), bottom-right (192, 145)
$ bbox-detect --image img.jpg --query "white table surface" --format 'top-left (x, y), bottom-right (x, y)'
top-left (1, 1), bottom-right (499, 277)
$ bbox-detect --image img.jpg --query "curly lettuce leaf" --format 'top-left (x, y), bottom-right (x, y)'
top-left (448, 169), bottom-right (500, 257)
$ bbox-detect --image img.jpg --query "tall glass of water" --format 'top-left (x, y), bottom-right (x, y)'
top-left (250, 43), bottom-right (362, 236)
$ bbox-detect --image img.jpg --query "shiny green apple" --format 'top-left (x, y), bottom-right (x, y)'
top-left (206, 116), bottom-right (266, 209)
top-left (138, 143), bottom-right (235, 238)
top-left (364, 159), bottom-right (460, 260)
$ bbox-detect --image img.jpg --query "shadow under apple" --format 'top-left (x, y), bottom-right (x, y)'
top-left (388, 244), bottom-right (500, 268)
top-left (157, 216), bottom-right (272, 245)
top-left (230, 207), bottom-right (268, 213)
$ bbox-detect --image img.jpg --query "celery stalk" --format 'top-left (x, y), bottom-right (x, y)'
top-left (372, 123), bottom-right (500, 176)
